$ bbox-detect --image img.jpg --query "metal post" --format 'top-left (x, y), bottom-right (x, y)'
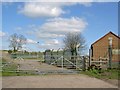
top-left (51, 49), bottom-right (54, 63)
top-left (108, 37), bottom-right (112, 69)
top-left (62, 49), bottom-right (65, 69)
top-left (62, 56), bottom-right (63, 69)
top-left (57, 48), bottom-right (60, 60)
top-left (76, 57), bottom-right (77, 70)
top-left (108, 45), bottom-right (112, 69)
top-left (37, 52), bottom-right (38, 59)
top-left (17, 64), bottom-right (20, 76)
top-left (89, 49), bottom-right (91, 67)
top-left (44, 51), bottom-right (46, 61)
top-left (36, 42), bottom-right (39, 59)
top-left (83, 56), bottom-right (86, 71)
top-left (57, 50), bottom-right (58, 60)
top-left (76, 44), bottom-right (80, 70)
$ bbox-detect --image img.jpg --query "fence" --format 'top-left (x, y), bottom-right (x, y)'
top-left (86, 58), bottom-right (108, 69)
top-left (9, 49), bottom-right (118, 72)
top-left (10, 53), bottom-right (43, 59)
top-left (44, 51), bottom-right (89, 71)
top-left (88, 56), bottom-right (119, 69)
top-left (44, 48), bottom-right (112, 71)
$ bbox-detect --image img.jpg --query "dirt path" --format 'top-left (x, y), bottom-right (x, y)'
top-left (2, 75), bottom-right (118, 88)
top-left (13, 59), bottom-right (78, 74)
top-left (14, 59), bottom-right (68, 71)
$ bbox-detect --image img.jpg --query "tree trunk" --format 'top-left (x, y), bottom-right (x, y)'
top-left (71, 50), bottom-right (74, 56)
top-left (71, 50), bottom-right (74, 63)
top-left (75, 47), bottom-right (77, 56)
top-left (13, 47), bottom-right (16, 52)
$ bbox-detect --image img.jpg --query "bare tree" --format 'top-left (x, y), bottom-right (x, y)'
top-left (9, 33), bottom-right (27, 52)
top-left (63, 32), bottom-right (86, 56)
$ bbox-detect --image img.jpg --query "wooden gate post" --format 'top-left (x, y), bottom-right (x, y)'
top-left (76, 56), bottom-right (77, 70)
top-left (62, 49), bottom-right (65, 69)
top-left (89, 49), bottom-right (92, 67)
top-left (83, 56), bottom-right (86, 71)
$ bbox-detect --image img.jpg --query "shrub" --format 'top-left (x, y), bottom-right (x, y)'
top-left (8, 50), bottom-right (12, 54)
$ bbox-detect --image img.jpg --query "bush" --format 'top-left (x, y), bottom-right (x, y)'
top-left (8, 50), bottom-right (12, 54)
top-left (88, 64), bottom-right (102, 71)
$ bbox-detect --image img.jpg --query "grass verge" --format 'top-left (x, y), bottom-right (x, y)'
top-left (81, 69), bottom-right (119, 80)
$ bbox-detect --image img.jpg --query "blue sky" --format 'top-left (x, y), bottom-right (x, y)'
top-left (1, 1), bottom-right (118, 54)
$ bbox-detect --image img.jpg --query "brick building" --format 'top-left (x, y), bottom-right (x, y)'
top-left (90, 31), bottom-right (120, 62)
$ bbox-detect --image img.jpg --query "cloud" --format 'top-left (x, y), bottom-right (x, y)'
top-left (26, 17), bottom-right (87, 50)
top-left (33, 17), bottom-right (87, 39)
top-left (18, 2), bottom-right (65, 18)
top-left (38, 39), bottom-right (62, 50)
top-left (18, 2), bottom-right (92, 18)
top-left (44, 17), bottom-right (87, 33)
top-left (44, 39), bottom-right (60, 45)
top-left (27, 39), bottom-right (37, 44)
top-left (0, 31), bottom-right (6, 37)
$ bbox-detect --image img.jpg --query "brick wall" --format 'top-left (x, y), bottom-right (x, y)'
top-left (91, 32), bottom-right (120, 62)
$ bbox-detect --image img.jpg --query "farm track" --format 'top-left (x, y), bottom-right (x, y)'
top-left (1, 51), bottom-right (119, 88)
top-left (14, 59), bottom-right (79, 74)
top-left (2, 75), bottom-right (118, 88)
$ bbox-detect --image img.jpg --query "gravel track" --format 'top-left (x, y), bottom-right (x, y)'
top-left (2, 75), bottom-right (118, 88)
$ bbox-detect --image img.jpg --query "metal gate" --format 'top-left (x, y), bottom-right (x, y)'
top-left (44, 54), bottom-right (87, 71)
top-left (4, 52), bottom-right (85, 75)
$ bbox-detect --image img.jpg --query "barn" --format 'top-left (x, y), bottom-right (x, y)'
top-left (90, 31), bottom-right (120, 68)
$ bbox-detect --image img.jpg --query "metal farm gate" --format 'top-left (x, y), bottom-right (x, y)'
top-left (6, 51), bottom-right (87, 75)
top-left (44, 51), bottom-right (88, 71)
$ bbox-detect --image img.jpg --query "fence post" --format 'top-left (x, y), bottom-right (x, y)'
top-left (76, 55), bottom-right (77, 70)
top-left (17, 64), bottom-right (20, 76)
top-left (44, 51), bottom-right (46, 62)
top-left (57, 48), bottom-right (60, 60)
top-left (62, 49), bottom-right (65, 69)
top-left (108, 46), bottom-right (112, 69)
top-left (83, 56), bottom-right (86, 71)
top-left (100, 57), bottom-right (102, 66)
top-left (89, 49), bottom-right (91, 67)
top-left (62, 56), bottom-right (63, 69)
top-left (51, 49), bottom-right (54, 64)
top-left (108, 37), bottom-right (112, 69)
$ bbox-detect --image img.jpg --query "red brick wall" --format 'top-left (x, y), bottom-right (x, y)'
top-left (91, 32), bottom-right (120, 62)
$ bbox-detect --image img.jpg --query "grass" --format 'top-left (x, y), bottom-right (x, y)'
top-left (1, 58), bottom-right (42, 76)
top-left (1, 58), bottom-right (44, 76)
top-left (2, 63), bottom-right (17, 71)
top-left (1, 58), bottom-right (18, 76)
top-left (81, 69), bottom-right (119, 80)
top-left (2, 72), bottom-right (17, 76)
top-left (2, 71), bottom-right (38, 76)
top-left (2, 57), bottom-right (17, 71)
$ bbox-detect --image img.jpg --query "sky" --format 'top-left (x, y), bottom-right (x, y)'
top-left (1, 1), bottom-right (119, 54)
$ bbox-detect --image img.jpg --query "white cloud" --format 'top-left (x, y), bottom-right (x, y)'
top-left (44, 39), bottom-right (60, 45)
top-left (18, 2), bottom-right (92, 18)
top-left (33, 17), bottom-right (87, 39)
top-left (18, 2), bottom-right (65, 18)
top-left (27, 17), bottom-right (87, 50)
top-left (27, 17), bottom-right (88, 40)
top-left (27, 39), bottom-right (37, 44)
top-left (0, 31), bottom-right (6, 37)
top-left (43, 17), bottom-right (87, 34)
top-left (38, 40), bottom-right (62, 50)
top-left (35, 33), bottom-right (64, 39)
top-left (28, 17), bottom-right (88, 39)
